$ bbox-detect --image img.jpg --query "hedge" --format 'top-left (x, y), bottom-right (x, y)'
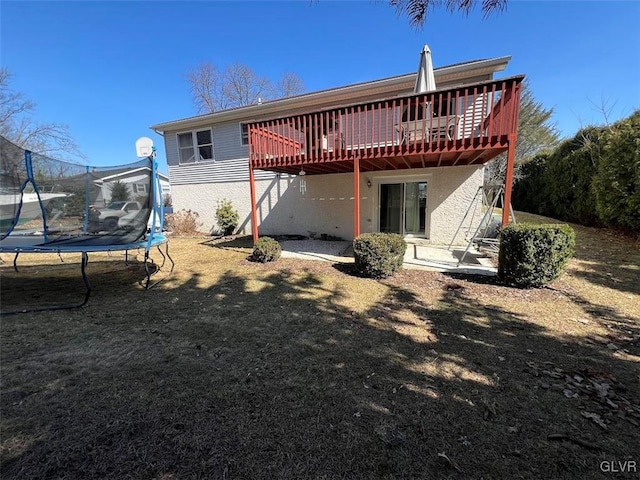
top-left (512, 110), bottom-right (640, 234)
top-left (593, 111), bottom-right (640, 232)
top-left (498, 223), bottom-right (575, 288)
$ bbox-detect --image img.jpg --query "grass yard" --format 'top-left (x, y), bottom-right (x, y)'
top-left (1, 214), bottom-right (639, 479)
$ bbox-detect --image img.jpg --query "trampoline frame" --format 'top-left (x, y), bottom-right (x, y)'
top-left (1, 140), bottom-right (174, 314)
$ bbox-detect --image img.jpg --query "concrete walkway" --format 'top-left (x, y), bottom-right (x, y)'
top-left (279, 239), bottom-right (497, 276)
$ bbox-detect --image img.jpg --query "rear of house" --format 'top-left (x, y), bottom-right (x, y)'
top-left (152, 56), bottom-right (521, 244)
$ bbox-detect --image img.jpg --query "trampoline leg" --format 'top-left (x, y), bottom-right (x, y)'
top-left (143, 250), bottom-right (152, 289)
top-left (143, 243), bottom-right (174, 290)
top-left (13, 252), bottom-right (19, 272)
top-left (164, 242), bottom-right (175, 275)
top-left (79, 252), bottom-right (92, 308)
top-left (57, 251), bottom-right (65, 263)
top-left (1, 252), bottom-right (92, 316)
top-left (156, 245), bottom-right (167, 269)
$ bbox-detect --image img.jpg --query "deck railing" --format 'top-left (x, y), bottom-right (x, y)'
top-left (249, 75), bottom-right (523, 170)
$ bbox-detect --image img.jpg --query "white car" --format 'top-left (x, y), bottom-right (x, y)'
top-left (118, 208), bottom-right (164, 233)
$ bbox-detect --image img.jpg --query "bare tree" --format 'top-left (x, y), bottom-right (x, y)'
top-left (222, 63), bottom-right (273, 108)
top-left (276, 72), bottom-right (306, 99)
top-left (389, 0), bottom-right (508, 27)
top-left (187, 63), bottom-right (226, 113)
top-left (0, 67), bottom-right (83, 160)
top-left (485, 80), bottom-right (559, 185)
top-left (187, 62), bottom-right (306, 114)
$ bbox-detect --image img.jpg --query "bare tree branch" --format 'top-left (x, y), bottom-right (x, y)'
top-left (0, 67), bottom-right (84, 161)
top-left (276, 72), bottom-right (306, 99)
top-left (187, 62), bottom-right (306, 114)
top-left (222, 63), bottom-right (273, 107)
top-left (587, 94), bottom-right (618, 129)
top-left (187, 63), bottom-right (228, 114)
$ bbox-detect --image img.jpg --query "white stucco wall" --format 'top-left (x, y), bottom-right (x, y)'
top-left (170, 165), bottom-right (483, 244)
top-left (365, 165), bottom-right (484, 244)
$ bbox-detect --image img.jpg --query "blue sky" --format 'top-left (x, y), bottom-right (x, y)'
top-left (2, 0), bottom-right (639, 172)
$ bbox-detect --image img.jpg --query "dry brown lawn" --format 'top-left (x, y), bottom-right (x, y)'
top-left (1, 214), bottom-right (639, 479)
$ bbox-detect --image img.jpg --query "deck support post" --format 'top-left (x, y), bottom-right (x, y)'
top-left (249, 162), bottom-right (259, 243)
top-left (502, 133), bottom-right (517, 227)
top-left (354, 158), bottom-right (360, 238)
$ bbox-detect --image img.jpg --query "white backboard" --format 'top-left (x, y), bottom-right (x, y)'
top-left (135, 137), bottom-right (154, 158)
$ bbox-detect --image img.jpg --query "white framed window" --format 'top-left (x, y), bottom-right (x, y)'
top-left (132, 183), bottom-right (148, 194)
top-left (240, 123), bottom-right (249, 146)
top-left (177, 129), bottom-right (213, 164)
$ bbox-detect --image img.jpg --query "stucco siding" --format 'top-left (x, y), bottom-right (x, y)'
top-left (170, 176), bottom-right (296, 236)
top-left (426, 166), bottom-right (483, 244)
top-left (363, 166), bottom-right (483, 244)
top-left (170, 165), bottom-right (483, 243)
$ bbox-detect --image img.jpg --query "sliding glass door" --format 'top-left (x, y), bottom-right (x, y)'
top-left (379, 181), bottom-right (427, 237)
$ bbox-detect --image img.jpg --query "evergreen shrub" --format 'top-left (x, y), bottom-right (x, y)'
top-left (353, 233), bottom-right (407, 278)
top-left (251, 236), bottom-right (281, 263)
top-left (498, 223), bottom-right (575, 288)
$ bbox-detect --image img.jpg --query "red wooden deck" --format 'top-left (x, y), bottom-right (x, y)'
top-left (248, 75), bottom-right (524, 175)
top-left (246, 75), bottom-right (524, 241)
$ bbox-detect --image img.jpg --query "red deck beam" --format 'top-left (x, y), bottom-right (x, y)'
top-left (249, 161), bottom-right (259, 242)
top-left (502, 133), bottom-right (517, 227)
top-left (354, 157), bottom-right (360, 238)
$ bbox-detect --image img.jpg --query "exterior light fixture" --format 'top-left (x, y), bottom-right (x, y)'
top-left (299, 168), bottom-right (306, 195)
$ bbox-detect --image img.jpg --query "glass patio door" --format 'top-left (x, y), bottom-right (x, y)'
top-left (380, 183), bottom-right (403, 233)
top-left (379, 181), bottom-right (427, 236)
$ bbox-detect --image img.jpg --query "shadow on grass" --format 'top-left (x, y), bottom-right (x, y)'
top-left (200, 234), bottom-right (254, 250)
top-left (553, 286), bottom-right (640, 354)
top-left (569, 221), bottom-right (640, 296)
top-left (571, 263), bottom-right (640, 296)
top-left (517, 211), bottom-right (640, 296)
top-left (1, 256), bottom-right (639, 479)
top-left (0, 258), bottom-right (157, 314)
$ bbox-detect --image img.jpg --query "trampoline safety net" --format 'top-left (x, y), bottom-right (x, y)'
top-left (0, 135), bottom-right (164, 249)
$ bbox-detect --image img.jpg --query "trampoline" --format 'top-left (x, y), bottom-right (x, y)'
top-left (0, 135), bottom-right (174, 313)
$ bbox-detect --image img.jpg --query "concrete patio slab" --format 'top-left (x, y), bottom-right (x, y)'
top-left (279, 239), bottom-right (497, 276)
top-left (403, 243), bottom-right (497, 276)
top-left (280, 240), bottom-right (351, 262)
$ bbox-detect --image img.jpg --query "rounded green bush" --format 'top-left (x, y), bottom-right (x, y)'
top-left (498, 223), bottom-right (576, 288)
top-left (353, 233), bottom-right (407, 278)
top-left (251, 236), bottom-right (281, 263)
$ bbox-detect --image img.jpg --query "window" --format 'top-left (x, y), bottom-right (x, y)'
top-left (124, 202), bottom-right (140, 213)
top-left (132, 183), bottom-right (148, 194)
top-left (240, 124), bottom-right (249, 145)
top-left (177, 129), bottom-right (213, 164)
